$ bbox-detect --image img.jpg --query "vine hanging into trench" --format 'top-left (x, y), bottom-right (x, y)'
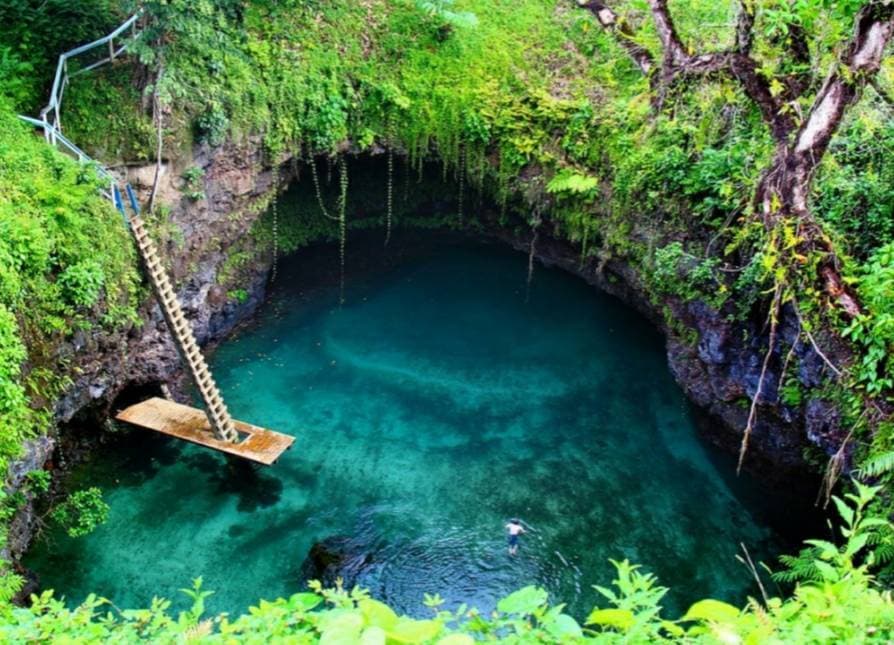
top-left (525, 210), bottom-right (542, 304)
top-left (338, 154), bottom-right (349, 306)
top-left (403, 155), bottom-right (410, 204)
top-left (738, 281), bottom-right (782, 474)
top-left (309, 152), bottom-right (336, 222)
top-left (270, 163), bottom-right (280, 285)
top-left (385, 116), bottom-right (394, 247)
top-left (457, 141), bottom-right (466, 224)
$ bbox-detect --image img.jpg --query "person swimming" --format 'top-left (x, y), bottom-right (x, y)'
top-left (506, 518), bottom-right (525, 555)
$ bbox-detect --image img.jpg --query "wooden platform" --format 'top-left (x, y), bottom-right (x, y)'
top-left (115, 397), bottom-right (294, 466)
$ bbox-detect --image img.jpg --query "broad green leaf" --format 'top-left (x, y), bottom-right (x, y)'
top-left (544, 613), bottom-right (583, 639)
top-left (805, 539), bottom-right (838, 559)
top-left (844, 532), bottom-right (869, 558)
top-left (681, 599), bottom-right (739, 623)
top-left (319, 611), bottom-right (364, 645)
top-left (386, 618), bottom-right (441, 644)
top-left (586, 608), bottom-right (634, 630)
top-left (661, 620), bottom-right (685, 637)
top-left (360, 626), bottom-right (386, 645)
top-left (813, 560), bottom-right (839, 581)
top-left (291, 592), bottom-right (322, 612)
top-left (496, 586), bottom-right (548, 615)
top-left (359, 599), bottom-right (398, 629)
top-left (832, 496), bottom-right (854, 527)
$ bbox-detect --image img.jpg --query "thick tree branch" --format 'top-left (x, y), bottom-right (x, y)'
top-left (577, 0), bottom-right (792, 137)
top-left (637, 0), bottom-right (795, 139)
top-left (576, 0), bottom-right (894, 318)
top-left (577, 0), bottom-right (653, 74)
top-left (646, 0), bottom-right (687, 66)
top-left (755, 3), bottom-right (894, 318)
top-left (671, 51), bottom-right (795, 139)
top-left (794, 2), bottom-right (894, 161)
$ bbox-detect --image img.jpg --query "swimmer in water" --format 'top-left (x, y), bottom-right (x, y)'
top-left (506, 518), bottom-right (525, 555)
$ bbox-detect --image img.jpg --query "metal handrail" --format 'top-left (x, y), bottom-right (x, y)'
top-left (19, 116), bottom-right (115, 196)
top-left (39, 12), bottom-right (141, 132)
top-left (17, 12), bottom-right (142, 209)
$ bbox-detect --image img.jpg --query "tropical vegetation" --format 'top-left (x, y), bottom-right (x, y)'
top-left (2, 0), bottom-right (894, 641)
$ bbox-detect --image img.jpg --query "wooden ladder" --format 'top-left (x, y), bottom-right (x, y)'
top-left (118, 185), bottom-right (239, 443)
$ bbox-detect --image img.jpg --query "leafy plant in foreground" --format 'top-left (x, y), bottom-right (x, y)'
top-left (2, 485), bottom-right (893, 642)
top-left (415, 0), bottom-right (478, 36)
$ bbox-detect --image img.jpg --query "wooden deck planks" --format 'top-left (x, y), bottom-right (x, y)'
top-left (115, 397), bottom-right (294, 466)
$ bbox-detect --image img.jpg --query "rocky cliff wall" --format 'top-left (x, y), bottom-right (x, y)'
top-left (9, 147), bottom-right (841, 587)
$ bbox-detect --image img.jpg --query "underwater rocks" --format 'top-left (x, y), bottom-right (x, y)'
top-left (300, 535), bottom-right (373, 588)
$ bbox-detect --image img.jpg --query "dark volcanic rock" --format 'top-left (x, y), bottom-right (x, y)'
top-left (5, 142), bottom-right (284, 594)
top-left (490, 224), bottom-right (843, 483)
top-left (300, 536), bottom-right (373, 588)
top-left (8, 147), bottom-right (847, 591)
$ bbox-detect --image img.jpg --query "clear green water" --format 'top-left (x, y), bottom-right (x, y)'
top-left (27, 238), bottom-right (796, 619)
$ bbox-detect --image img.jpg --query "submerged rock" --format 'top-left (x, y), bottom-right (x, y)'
top-left (300, 535), bottom-right (373, 587)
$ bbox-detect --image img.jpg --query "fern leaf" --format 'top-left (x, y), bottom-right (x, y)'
top-left (856, 451), bottom-right (894, 479)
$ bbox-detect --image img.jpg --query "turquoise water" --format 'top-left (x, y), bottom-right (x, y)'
top-left (27, 237), bottom-right (796, 619)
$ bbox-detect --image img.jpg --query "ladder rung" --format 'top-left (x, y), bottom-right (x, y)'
top-left (127, 206), bottom-right (238, 443)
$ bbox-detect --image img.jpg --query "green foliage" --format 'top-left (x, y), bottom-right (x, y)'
top-left (842, 242), bottom-right (894, 397)
top-left (0, 103), bottom-right (139, 597)
top-left (61, 65), bottom-right (155, 162)
top-left (814, 104), bottom-right (894, 258)
top-left (415, 0), bottom-right (479, 31)
top-left (50, 487), bottom-right (110, 539)
top-left (856, 451), bottom-right (894, 480)
top-left (0, 0), bottom-right (119, 110)
top-left (779, 375), bottom-right (804, 408)
top-left (196, 102), bottom-right (229, 147)
top-left (2, 485), bottom-right (893, 642)
top-left (24, 469), bottom-right (51, 495)
top-left (181, 165), bottom-right (206, 201)
top-left (58, 260), bottom-right (106, 309)
top-left (650, 241), bottom-right (722, 304)
top-left (0, 46), bottom-right (34, 108)
top-left (546, 169), bottom-right (599, 199)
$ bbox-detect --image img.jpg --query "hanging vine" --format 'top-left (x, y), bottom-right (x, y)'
top-left (525, 210), bottom-right (542, 303)
top-left (385, 115), bottom-right (394, 247)
top-left (403, 155), bottom-right (410, 204)
top-left (457, 141), bottom-right (466, 225)
top-left (270, 163), bottom-right (280, 284)
top-left (309, 153), bottom-right (338, 222)
top-left (338, 154), bottom-right (349, 306)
